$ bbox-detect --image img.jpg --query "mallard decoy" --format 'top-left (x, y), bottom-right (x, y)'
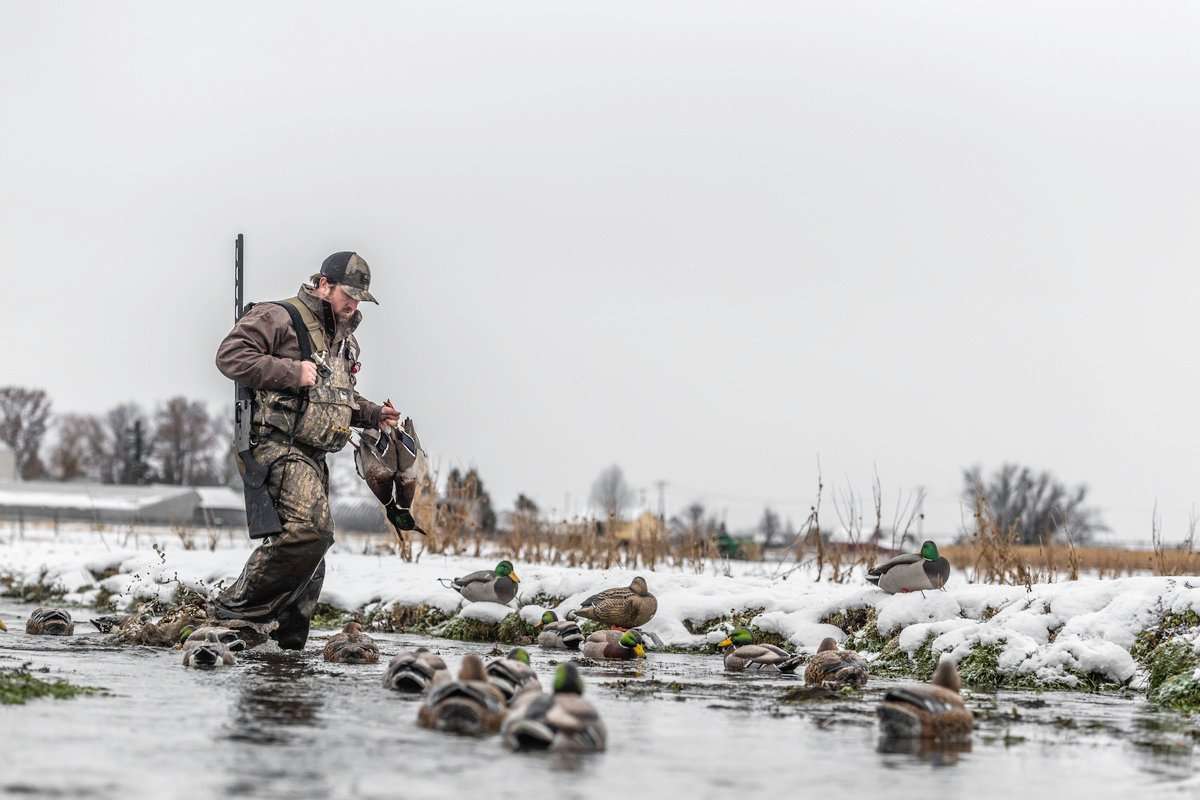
top-left (485, 647), bottom-right (541, 703)
top-left (569, 576), bottom-right (657, 630)
top-left (25, 608), bottom-right (74, 636)
top-left (354, 416), bottom-right (428, 539)
top-left (417, 653), bottom-right (507, 736)
top-left (439, 560), bottom-right (521, 605)
top-left (805, 637), bottom-right (868, 688)
top-left (183, 625), bottom-right (246, 652)
top-left (717, 628), bottom-right (803, 673)
top-left (867, 540), bottom-right (950, 594)
top-left (877, 658), bottom-right (973, 741)
top-left (537, 610), bottom-right (583, 650)
top-left (580, 629), bottom-right (646, 660)
top-left (502, 662), bottom-right (607, 752)
top-left (182, 631), bottom-right (236, 668)
top-left (323, 621), bottom-right (380, 664)
top-left (383, 647), bottom-right (448, 693)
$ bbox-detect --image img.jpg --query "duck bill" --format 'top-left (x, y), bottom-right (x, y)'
top-left (634, 644), bottom-right (646, 658)
top-left (510, 571), bottom-right (521, 583)
top-left (718, 638), bottom-right (732, 648)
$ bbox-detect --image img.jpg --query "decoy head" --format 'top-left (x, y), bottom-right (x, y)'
top-left (816, 637), bottom-right (838, 653)
top-left (920, 540), bottom-right (940, 561)
top-left (630, 576), bottom-right (649, 595)
top-left (553, 662), bottom-right (586, 695)
top-left (718, 628), bottom-right (754, 649)
top-left (932, 658), bottom-right (961, 693)
top-left (540, 610), bottom-right (559, 625)
top-left (460, 653), bottom-right (487, 681)
top-left (507, 647), bottom-right (531, 665)
top-left (619, 629), bottom-right (647, 657)
top-left (495, 560), bottom-right (520, 583)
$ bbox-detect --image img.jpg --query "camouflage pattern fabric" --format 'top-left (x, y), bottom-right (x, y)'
top-left (253, 348), bottom-right (355, 452)
top-left (209, 440), bottom-right (333, 648)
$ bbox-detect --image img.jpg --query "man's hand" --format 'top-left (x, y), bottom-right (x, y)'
top-left (298, 361), bottom-right (318, 388)
top-left (379, 399), bottom-right (401, 428)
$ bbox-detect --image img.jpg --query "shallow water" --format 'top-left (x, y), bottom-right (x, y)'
top-left (1, 600), bottom-right (1197, 799)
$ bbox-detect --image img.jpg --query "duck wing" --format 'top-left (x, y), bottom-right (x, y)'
top-left (867, 552), bottom-right (922, 583)
top-left (883, 686), bottom-right (962, 715)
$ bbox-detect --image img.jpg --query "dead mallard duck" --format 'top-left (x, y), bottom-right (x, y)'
top-left (485, 647), bottom-right (541, 703)
top-left (502, 662), bottom-right (607, 752)
top-left (537, 610), bottom-right (583, 650)
top-left (439, 560), bottom-right (521, 605)
top-left (383, 647), bottom-right (448, 693)
top-left (717, 628), bottom-right (803, 673)
top-left (569, 576), bottom-right (656, 630)
top-left (877, 658), bottom-right (973, 742)
top-left (322, 621), bottom-right (380, 664)
top-left (804, 637), bottom-right (868, 689)
top-left (25, 608), bottom-right (74, 636)
top-left (417, 653), bottom-right (507, 736)
top-left (580, 629), bottom-right (647, 660)
top-left (182, 631), bottom-right (237, 668)
top-left (867, 540), bottom-right (950, 594)
top-left (354, 415), bottom-right (427, 538)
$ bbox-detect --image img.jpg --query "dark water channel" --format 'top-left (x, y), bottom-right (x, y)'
top-left (1, 601), bottom-right (1197, 799)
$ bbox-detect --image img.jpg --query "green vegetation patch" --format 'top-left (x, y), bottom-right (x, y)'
top-left (1153, 672), bottom-right (1200, 713)
top-left (0, 666), bottom-right (103, 705)
top-left (683, 606), bottom-right (766, 636)
top-left (1131, 610), bottom-right (1200, 666)
top-left (365, 602), bottom-right (451, 634)
top-left (433, 612), bottom-right (538, 645)
top-left (958, 642), bottom-right (1003, 690)
top-left (1144, 639), bottom-right (1200, 699)
top-left (820, 607), bottom-right (873, 636)
top-left (310, 603), bottom-right (349, 629)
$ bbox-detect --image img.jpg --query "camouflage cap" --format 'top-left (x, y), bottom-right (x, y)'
top-left (320, 251), bottom-right (378, 304)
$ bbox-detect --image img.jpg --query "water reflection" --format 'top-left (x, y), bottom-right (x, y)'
top-left (225, 653), bottom-right (324, 744)
top-left (877, 736), bottom-right (972, 766)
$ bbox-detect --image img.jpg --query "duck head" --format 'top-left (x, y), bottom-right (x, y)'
top-left (506, 647), bottom-right (531, 665)
top-left (540, 610), bottom-right (559, 626)
top-left (619, 630), bottom-right (647, 657)
top-left (630, 576), bottom-right (649, 596)
top-left (718, 628), bottom-right (754, 650)
top-left (920, 540), bottom-right (940, 561)
top-left (932, 658), bottom-right (961, 694)
top-left (553, 662), bottom-right (586, 695)
top-left (495, 560), bottom-right (520, 584)
top-left (816, 637), bottom-right (838, 653)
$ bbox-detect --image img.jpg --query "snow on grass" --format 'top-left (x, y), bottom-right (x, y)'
top-left (3, 529), bottom-right (1199, 691)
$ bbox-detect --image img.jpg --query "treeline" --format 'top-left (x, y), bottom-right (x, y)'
top-left (0, 386), bottom-right (233, 486)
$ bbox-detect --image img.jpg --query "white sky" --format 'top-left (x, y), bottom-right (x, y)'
top-left (3, 2), bottom-right (1197, 541)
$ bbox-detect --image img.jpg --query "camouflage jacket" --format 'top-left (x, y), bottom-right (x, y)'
top-left (216, 284), bottom-right (383, 441)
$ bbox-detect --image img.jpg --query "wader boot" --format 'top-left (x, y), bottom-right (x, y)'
top-left (210, 440), bottom-right (333, 649)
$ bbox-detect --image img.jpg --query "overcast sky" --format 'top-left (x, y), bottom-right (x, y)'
top-left (3, 2), bottom-right (1197, 541)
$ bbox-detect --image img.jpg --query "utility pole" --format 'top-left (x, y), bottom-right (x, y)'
top-left (654, 480), bottom-right (668, 521)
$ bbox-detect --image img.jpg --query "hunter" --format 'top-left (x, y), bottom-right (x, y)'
top-left (210, 251), bottom-right (400, 649)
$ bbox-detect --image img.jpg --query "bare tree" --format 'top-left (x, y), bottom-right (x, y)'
top-left (962, 464), bottom-right (1107, 545)
top-left (0, 386), bottom-right (52, 479)
top-left (758, 506), bottom-right (782, 548)
top-left (589, 464), bottom-right (634, 519)
top-left (100, 402), bottom-right (153, 484)
top-left (50, 413), bottom-right (105, 481)
top-left (154, 397), bottom-right (217, 485)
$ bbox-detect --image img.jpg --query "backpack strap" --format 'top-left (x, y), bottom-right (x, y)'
top-left (271, 298), bottom-right (329, 357)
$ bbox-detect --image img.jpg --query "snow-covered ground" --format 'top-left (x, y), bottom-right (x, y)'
top-left (2, 527), bottom-right (1198, 690)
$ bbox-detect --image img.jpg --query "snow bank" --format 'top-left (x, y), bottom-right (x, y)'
top-left (3, 529), bottom-right (1198, 688)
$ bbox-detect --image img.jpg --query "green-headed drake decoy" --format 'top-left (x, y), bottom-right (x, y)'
top-left (867, 540), bottom-right (950, 594)
top-left (580, 629), bottom-right (647, 660)
top-left (502, 662), bottom-right (607, 752)
top-left (717, 628), bottom-right (803, 673)
top-left (440, 560), bottom-right (521, 605)
top-left (485, 647), bottom-right (541, 703)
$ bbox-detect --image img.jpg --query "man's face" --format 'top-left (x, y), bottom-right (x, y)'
top-left (317, 279), bottom-right (359, 321)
